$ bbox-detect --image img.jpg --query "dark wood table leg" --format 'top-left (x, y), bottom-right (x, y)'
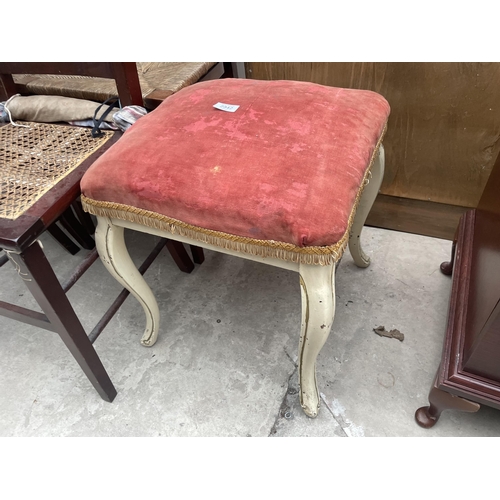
top-left (415, 375), bottom-right (480, 428)
top-left (440, 225), bottom-right (459, 276)
top-left (164, 240), bottom-right (195, 273)
top-left (7, 240), bottom-right (117, 402)
top-left (59, 207), bottom-right (96, 250)
top-left (190, 245), bottom-right (205, 265)
top-left (47, 223), bottom-right (81, 255)
top-left (72, 199), bottom-right (96, 236)
top-left (0, 251), bottom-right (8, 268)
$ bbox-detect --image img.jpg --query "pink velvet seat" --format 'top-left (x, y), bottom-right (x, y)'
top-left (81, 79), bottom-right (389, 263)
top-left (80, 78), bottom-right (390, 418)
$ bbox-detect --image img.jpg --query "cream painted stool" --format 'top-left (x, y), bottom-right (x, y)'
top-left (81, 79), bottom-right (390, 417)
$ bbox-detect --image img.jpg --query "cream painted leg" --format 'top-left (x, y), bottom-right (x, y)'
top-left (298, 263), bottom-right (336, 418)
top-left (348, 144), bottom-right (385, 267)
top-left (95, 217), bottom-right (160, 346)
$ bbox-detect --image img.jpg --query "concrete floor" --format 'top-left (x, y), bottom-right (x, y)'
top-left (1, 225), bottom-right (500, 437)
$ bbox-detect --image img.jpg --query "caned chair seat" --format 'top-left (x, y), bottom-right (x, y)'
top-left (12, 63), bottom-right (218, 105)
top-left (0, 122), bottom-right (114, 221)
top-left (81, 78), bottom-right (390, 417)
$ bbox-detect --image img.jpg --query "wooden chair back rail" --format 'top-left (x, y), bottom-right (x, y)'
top-left (0, 62), bottom-right (143, 106)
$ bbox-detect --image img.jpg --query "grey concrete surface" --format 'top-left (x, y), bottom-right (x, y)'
top-left (1, 225), bottom-right (499, 437)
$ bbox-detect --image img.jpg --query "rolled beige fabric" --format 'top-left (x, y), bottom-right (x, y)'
top-left (4, 95), bottom-right (117, 123)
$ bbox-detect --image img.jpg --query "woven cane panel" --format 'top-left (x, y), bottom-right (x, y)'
top-left (0, 123), bottom-right (113, 220)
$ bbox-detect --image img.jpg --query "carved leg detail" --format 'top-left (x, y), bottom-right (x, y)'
top-left (95, 217), bottom-right (160, 347)
top-left (349, 144), bottom-right (385, 268)
top-left (415, 382), bottom-right (480, 429)
top-left (298, 263), bottom-right (336, 418)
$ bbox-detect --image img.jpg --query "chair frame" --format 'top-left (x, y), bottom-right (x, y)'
top-left (92, 145), bottom-right (385, 417)
top-left (0, 62), bottom-right (201, 402)
top-left (1, 62), bottom-right (246, 111)
top-left (0, 130), bottom-right (122, 401)
top-left (0, 62), bottom-right (143, 106)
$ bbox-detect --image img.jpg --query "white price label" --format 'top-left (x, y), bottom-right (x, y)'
top-left (213, 102), bottom-right (240, 113)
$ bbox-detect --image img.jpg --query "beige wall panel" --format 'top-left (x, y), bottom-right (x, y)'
top-left (246, 62), bottom-right (500, 208)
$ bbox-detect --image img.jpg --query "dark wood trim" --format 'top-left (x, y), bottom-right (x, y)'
top-left (59, 208), bottom-right (95, 250)
top-left (61, 249), bottom-right (99, 294)
top-left (437, 210), bottom-right (500, 408)
top-left (108, 62), bottom-right (143, 106)
top-left (143, 89), bottom-right (174, 110)
top-left (0, 299), bottom-right (55, 332)
top-left (47, 224), bottom-right (81, 255)
top-left (13, 241), bottom-right (117, 401)
top-left (416, 209), bottom-right (500, 427)
top-left (165, 240), bottom-right (195, 274)
top-left (366, 194), bottom-right (470, 241)
top-left (190, 245), bottom-right (205, 265)
top-left (0, 252), bottom-right (8, 267)
top-left (72, 199), bottom-right (95, 235)
top-left (0, 62), bottom-right (143, 107)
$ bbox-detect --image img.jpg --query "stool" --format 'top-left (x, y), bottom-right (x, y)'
top-left (80, 78), bottom-right (390, 417)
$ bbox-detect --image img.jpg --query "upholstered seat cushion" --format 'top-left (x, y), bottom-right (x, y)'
top-left (81, 78), bottom-right (390, 254)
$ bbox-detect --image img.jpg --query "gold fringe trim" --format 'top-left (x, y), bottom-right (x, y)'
top-left (82, 126), bottom-right (386, 265)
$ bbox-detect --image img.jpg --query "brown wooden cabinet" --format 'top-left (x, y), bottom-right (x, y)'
top-left (415, 149), bottom-right (500, 428)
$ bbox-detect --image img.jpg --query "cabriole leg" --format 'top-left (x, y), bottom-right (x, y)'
top-left (95, 217), bottom-right (160, 346)
top-left (298, 262), bottom-right (336, 418)
top-left (349, 144), bottom-right (385, 268)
